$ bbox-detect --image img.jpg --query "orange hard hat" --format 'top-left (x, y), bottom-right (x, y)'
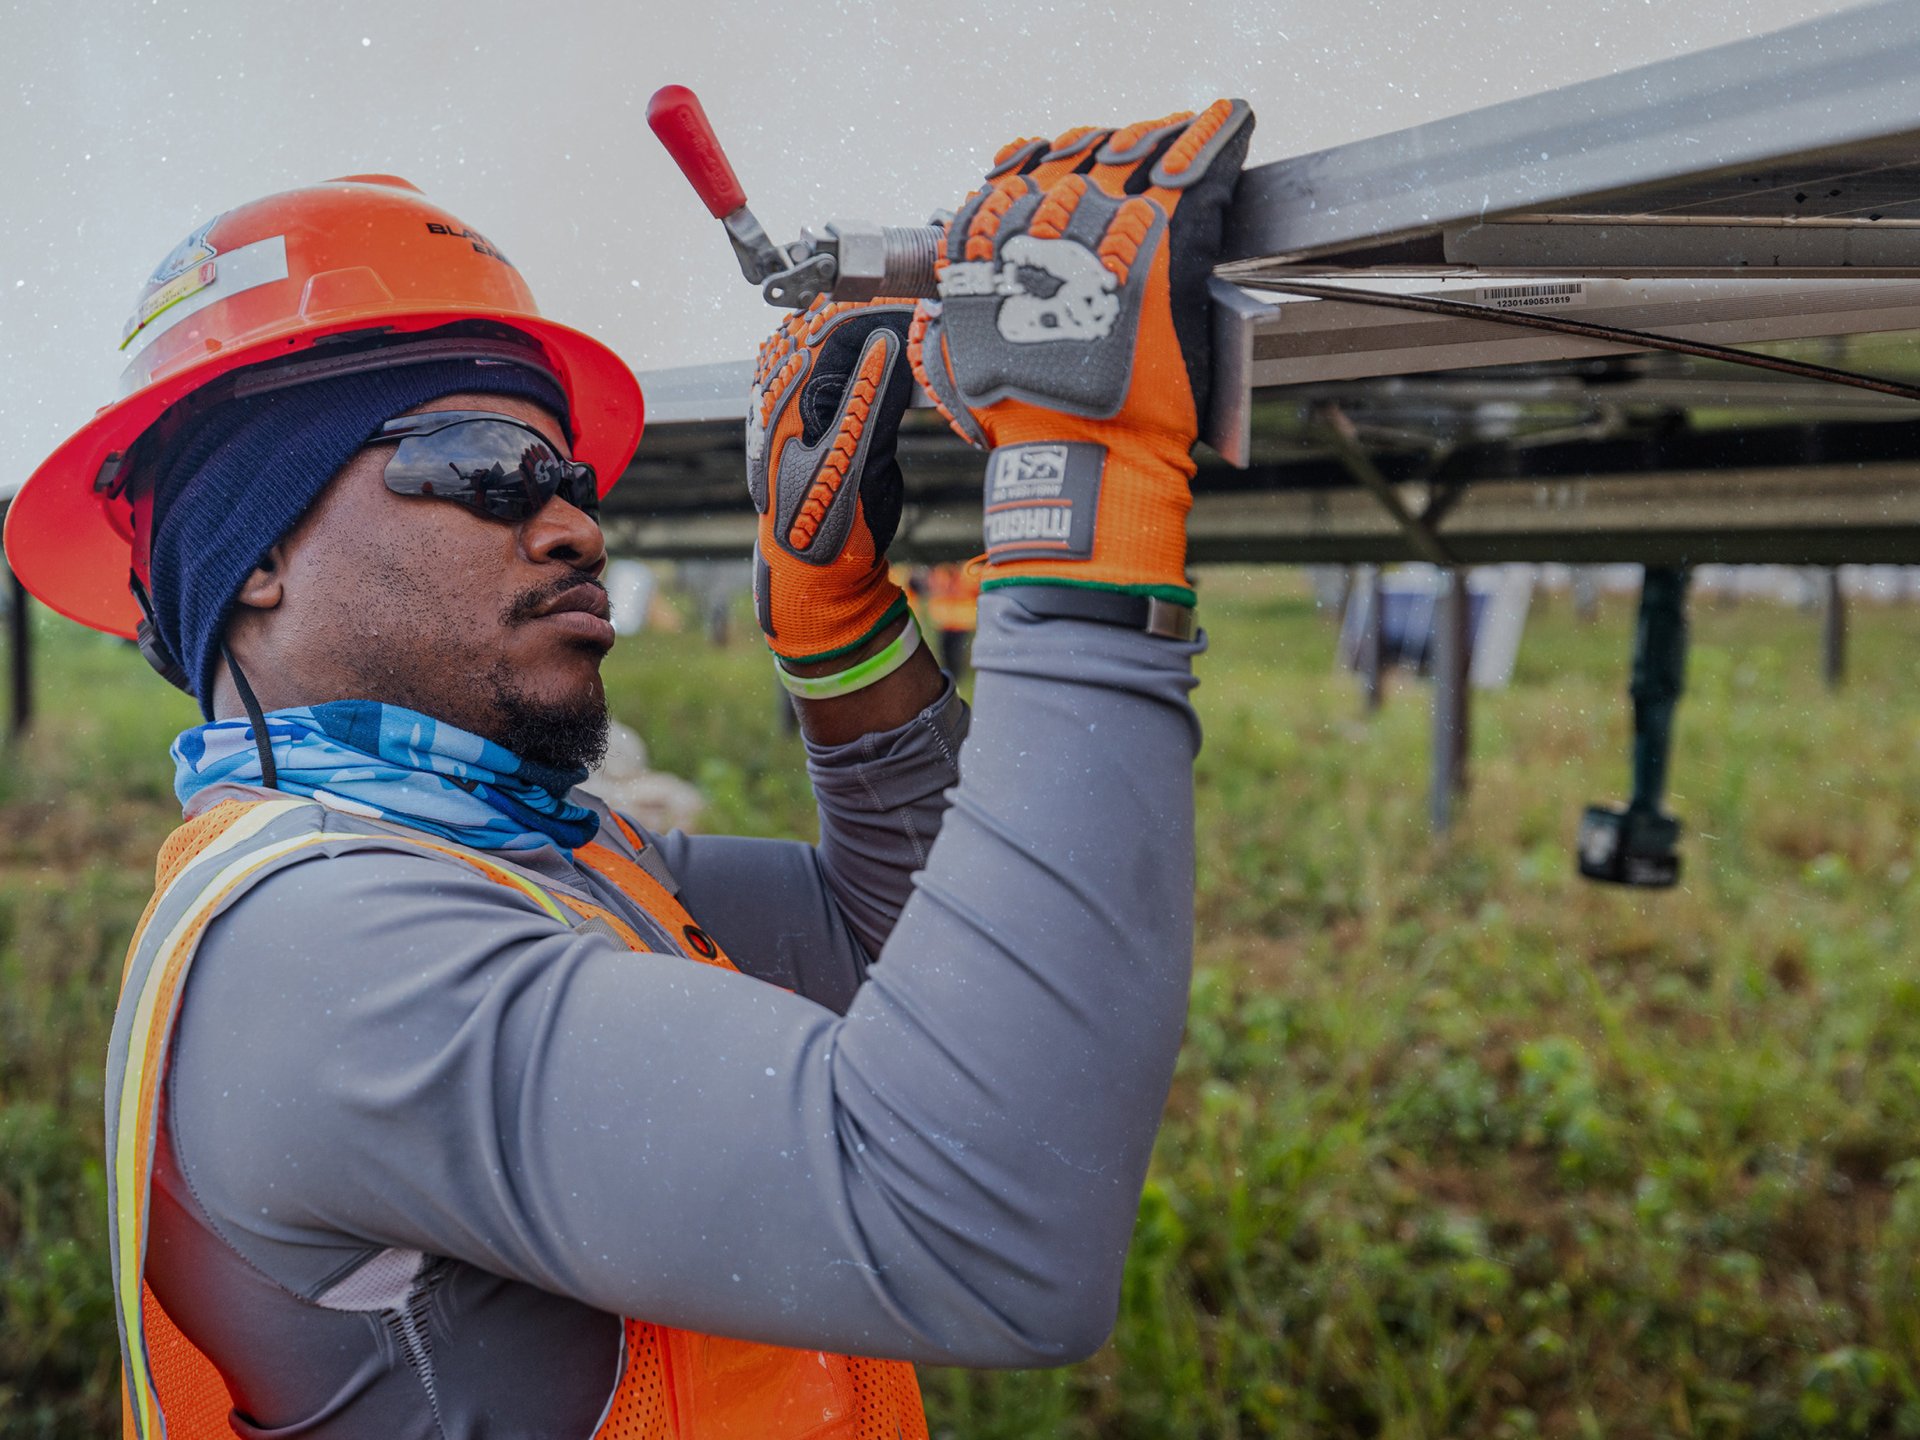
top-left (4, 175), bottom-right (645, 640)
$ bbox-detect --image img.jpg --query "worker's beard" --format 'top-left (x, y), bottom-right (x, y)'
top-left (481, 658), bottom-right (610, 777)
top-left (308, 567), bottom-right (612, 780)
top-left (483, 572), bottom-right (613, 776)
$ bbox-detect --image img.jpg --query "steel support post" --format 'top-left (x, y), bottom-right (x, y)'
top-left (1577, 567), bottom-right (1689, 886)
top-left (1821, 567), bottom-right (1847, 691)
top-left (1360, 565), bottom-right (1384, 714)
top-left (9, 568), bottom-right (30, 742)
top-left (1572, 566), bottom-right (1599, 623)
top-left (1430, 568), bottom-right (1471, 833)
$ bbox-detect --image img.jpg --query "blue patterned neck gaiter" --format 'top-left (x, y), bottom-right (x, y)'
top-left (171, 700), bottom-right (600, 855)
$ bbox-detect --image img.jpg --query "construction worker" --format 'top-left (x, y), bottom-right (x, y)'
top-left (914, 562), bottom-right (982, 677)
top-left (8, 99), bottom-right (1251, 1439)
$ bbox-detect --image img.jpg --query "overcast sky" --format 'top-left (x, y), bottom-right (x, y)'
top-left (0, 0), bottom-right (1867, 485)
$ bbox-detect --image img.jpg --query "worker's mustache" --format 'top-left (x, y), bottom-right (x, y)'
top-left (500, 570), bottom-right (609, 628)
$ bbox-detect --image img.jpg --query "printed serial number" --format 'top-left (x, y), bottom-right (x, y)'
top-left (1476, 282), bottom-right (1586, 310)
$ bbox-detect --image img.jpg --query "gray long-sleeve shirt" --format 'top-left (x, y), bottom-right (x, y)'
top-left (149, 594), bottom-right (1201, 1438)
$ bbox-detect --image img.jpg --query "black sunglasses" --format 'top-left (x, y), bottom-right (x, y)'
top-left (367, 410), bottom-right (600, 522)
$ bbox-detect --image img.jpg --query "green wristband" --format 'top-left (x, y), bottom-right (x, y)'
top-left (775, 615), bottom-right (924, 701)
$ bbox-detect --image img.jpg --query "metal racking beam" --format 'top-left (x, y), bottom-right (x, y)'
top-left (617, 2), bottom-right (1920, 570)
top-left (1221, 0), bottom-right (1920, 266)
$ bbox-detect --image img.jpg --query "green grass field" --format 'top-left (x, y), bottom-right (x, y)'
top-left (2, 570), bottom-right (1917, 1438)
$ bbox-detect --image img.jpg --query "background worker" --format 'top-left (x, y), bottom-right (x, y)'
top-left (6, 100), bottom-right (1252, 1438)
top-left (912, 561), bottom-right (983, 678)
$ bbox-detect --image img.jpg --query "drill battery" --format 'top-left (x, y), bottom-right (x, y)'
top-left (1577, 804), bottom-right (1681, 888)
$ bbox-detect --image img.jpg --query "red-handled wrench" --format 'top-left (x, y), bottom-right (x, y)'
top-left (647, 85), bottom-right (790, 285)
top-left (647, 84), bottom-right (941, 309)
top-left (647, 85), bottom-right (1257, 468)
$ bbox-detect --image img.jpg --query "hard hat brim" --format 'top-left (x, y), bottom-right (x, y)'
top-left (5, 308), bottom-right (645, 640)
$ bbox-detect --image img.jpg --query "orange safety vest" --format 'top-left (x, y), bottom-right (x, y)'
top-left (922, 565), bottom-right (980, 635)
top-left (105, 796), bottom-right (929, 1440)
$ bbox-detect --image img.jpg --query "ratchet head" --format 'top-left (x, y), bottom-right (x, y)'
top-left (646, 85), bottom-right (942, 308)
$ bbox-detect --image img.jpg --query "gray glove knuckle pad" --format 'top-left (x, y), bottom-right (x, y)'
top-left (1150, 101), bottom-right (1255, 191)
top-left (746, 453), bottom-right (770, 515)
top-left (916, 308), bottom-right (990, 449)
top-left (947, 191), bottom-right (991, 264)
top-left (771, 328), bottom-right (903, 566)
top-left (985, 138), bottom-right (1048, 179)
top-left (935, 186), bottom-right (1163, 421)
top-left (747, 351), bottom-right (812, 514)
top-left (1096, 118), bottom-right (1187, 167)
top-left (1043, 128), bottom-right (1110, 169)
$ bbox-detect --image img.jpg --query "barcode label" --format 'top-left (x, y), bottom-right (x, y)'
top-left (1477, 282), bottom-right (1586, 310)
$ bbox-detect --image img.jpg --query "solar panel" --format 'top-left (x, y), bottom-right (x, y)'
top-left (620, 0), bottom-right (1920, 566)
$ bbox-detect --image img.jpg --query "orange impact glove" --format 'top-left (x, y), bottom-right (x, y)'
top-left (747, 299), bottom-right (916, 665)
top-left (908, 101), bottom-right (1253, 610)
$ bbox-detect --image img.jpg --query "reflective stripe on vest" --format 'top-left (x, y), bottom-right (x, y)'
top-left (105, 798), bottom-right (928, 1440)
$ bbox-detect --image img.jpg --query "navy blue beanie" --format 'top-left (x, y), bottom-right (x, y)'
top-left (147, 358), bottom-right (570, 717)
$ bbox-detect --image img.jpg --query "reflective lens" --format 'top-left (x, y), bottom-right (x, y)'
top-left (370, 411), bottom-right (599, 521)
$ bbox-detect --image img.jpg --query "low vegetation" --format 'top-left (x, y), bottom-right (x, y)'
top-left (2, 570), bottom-right (1916, 1438)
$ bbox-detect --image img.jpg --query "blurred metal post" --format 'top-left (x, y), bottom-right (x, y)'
top-left (1571, 566), bottom-right (1600, 623)
top-left (1430, 568), bottom-right (1470, 832)
top-left (1358, 565), bottom-right (1384, 713)
top-left (9, 568), bottom-right (31, 741)
top-left (1821, 566), bottom-right (1847, 691)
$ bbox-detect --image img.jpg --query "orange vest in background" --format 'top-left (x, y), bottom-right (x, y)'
top-left (106, 798), bottom-right (928, 1440)
top-left (924, 564), bottom-right (981, 634)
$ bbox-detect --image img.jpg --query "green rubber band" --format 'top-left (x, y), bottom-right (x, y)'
top-left (775, 615), bottom-right (924, 702)
top-left (774, 594), bottom-right (912, 668)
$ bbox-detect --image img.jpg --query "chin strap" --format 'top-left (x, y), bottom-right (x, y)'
top-left (128, 575), bottom-right (194, 694)
top-left (220, 641), bottom-right (278, 791)
top-left (133, 574), bottom-right (280, 791)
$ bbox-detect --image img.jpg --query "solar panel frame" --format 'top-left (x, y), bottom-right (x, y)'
top-left (618, 0), bottom-right (1920, 565)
